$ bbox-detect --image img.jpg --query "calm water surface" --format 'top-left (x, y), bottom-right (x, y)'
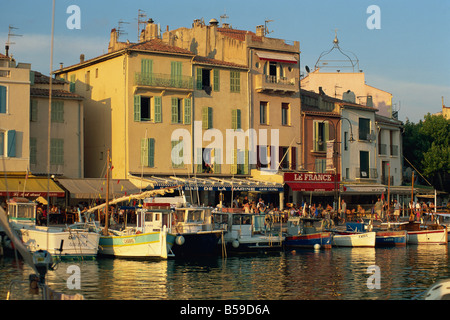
top-left (1, 245), bottom-right (449, 300)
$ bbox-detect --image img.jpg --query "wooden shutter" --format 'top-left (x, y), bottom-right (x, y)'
top-left (208, 107), bottom-right (213, 129)
top-left (141, 138), bottom-right (148, 167)
top-left (184, 98), bottom-right (191, 124)
top-left (0, 85), bottom-right (6, 113)
top-left (243, 150), bottom-right (249, 174)
top-left (236, 109), bottom-right (241, 129)
top-left (196, 68), bottom-right (203, 90)
top-left (231, 149), bottom-right (238, 174)
top-left (231, 109), bottom-right (237, 130)
top-left (7, 130), bottom-right (16, 157)
top-left (313, 121), bottom-right (319, 151)
top-left (291, 146), bottom-right (296, 170)
top-left (154, 96), bottom-right (162, 123)
top-left (202, 107), bottom-right (208, 129)
top-left (213, 69), bottom-right (220, 91)
top-left (171, 98), bottom-right (178, 123)
top-left (149, 138), bottom-right (155, 167)
top-left (0, 132), bottom-right (4, 156)
top-left (134, 95), bottom-right (141, 122)
top-left (214, 148), bottom-right (221, 173)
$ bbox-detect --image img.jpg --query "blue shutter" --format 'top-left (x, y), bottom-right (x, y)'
top-left (0, 85), bottom-right (6, 113)
top-left (7, 130), bottom-right (16, 157)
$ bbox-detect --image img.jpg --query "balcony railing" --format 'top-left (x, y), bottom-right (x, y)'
top-left (135, 72), bottom-right (193, 90)
top-left (255, 74), bottom-right (298, 93)
top-left (378, 143), bottom-right (387, 155)
top-left (390, 145), bottom-right (399, 156)
top-left (355, 167), bottom-right (378, 179)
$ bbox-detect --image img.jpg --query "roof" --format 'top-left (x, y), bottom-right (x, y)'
top-left (375, 113), bottom-right (403, 126)
top-left (217, 27), bottom-right (263, 42)
top-left (300, 89), bottom-right (378, 112)
top-left (32, 71), bottom-right (66, 85)
top-left (193, 56), bottom-right (247, 69)
top-left (0, 53), bottom-right (9, 59)
top-left (30, 87), bottom-right (84, 100)
top-left (128, 39), bottom-right (194, 56)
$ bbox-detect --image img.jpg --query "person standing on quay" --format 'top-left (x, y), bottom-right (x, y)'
top-left (374, 197), bottom-right (383, 221)
top-left (340, 199), bottom-right (347, 224)
top-left (393, 199), bottom-right (400, 222)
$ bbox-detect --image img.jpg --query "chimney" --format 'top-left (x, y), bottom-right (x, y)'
top-left (143, 18), bottom-right (159, 41)
top-left (59, 62), bottom-right (64, 70)
top-left (209, 18), bottom-right (218, 27)
top-left (80, 54), bottom-right (85, 63)
top-left (256, 25), bottom-right (265, 37)
top-left (5, 45), bottom-right (9, 57)
top-left (108, 28), bottom-right (118, 52)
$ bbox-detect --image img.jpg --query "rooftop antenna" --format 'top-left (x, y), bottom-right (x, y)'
top-left (117, 19), bottom-right (130, 41)
top-left (5, 25), bottom-right (22, 57)
top-left (220, 12), bottom-right (229, 26)
top-left (137, 9), bottom-right (147, 41)
top-left (264, 19), bottom-right (274, 35)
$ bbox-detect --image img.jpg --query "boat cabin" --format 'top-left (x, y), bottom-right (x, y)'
top-left (7, 197), bottom-right (37, 225)
top-left (214, 212), bottom-right (254, 239)
top-left (287, 217), bottom-right (328, 236)
top-left (173, 207), bottom-right (213, 233)
top-left (135, 207), bottom-right (172, 234)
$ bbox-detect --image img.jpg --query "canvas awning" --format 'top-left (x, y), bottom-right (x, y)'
top-left (134, 176), bottom-right (284, 192)
top-left (256, 51), bottom-right (298, 64)
top-left (57, 178), bottom-right (141, 199)
top-left (0, 177), bottom-right (65, 198)
top-left (342, 183), bottom-right (386, 194)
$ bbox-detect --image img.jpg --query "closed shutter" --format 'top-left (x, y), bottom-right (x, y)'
top-left (0, 85), bottom-right (6, 113)
top-left (184, 98), bottom-right (191, 124)
top-left (213, 69), bottom-right (220, 91)
top-left (196, 68), bottom-right (203, 90)
top-left (154, 96), bottom-right (162, 123)
top-left (171, 98), bottom-right (178, 123)
top-left (149, 138), bottom-right (155, 167)
top-left (7, 130), bottom-right (16, 157)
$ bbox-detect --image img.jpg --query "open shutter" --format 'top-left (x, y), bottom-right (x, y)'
top-left (214, 148), bottom-right (221, 173)
top-left (154, 96), bottom-right (162, 123)
top-left (141, 138), bottom-right (148, 166)
top-left (171, 98), bottom-right (178, 123)
top-left (149, 138), bottom-right (155, 167)
top-left (324, 121), bottom-right (330, 143)
top-left (202, 107), bottom-right (208, 129)
top-left (231, 109), bottom-right (237, 130)
top-left (236, 109), bottom-right (241, 129)
top-left (208, 107), bottom-right (213, 129)
top-left (134, 95), bottom-right (141, 122)
top-left (196, 68), bottom-right (203, 90)
top-left (213, 69), bottom-right (219, 91)
top-left (7, 130), bottom-right (16, 157)
top-left (313, 121), bottom-right (319, 151)
top-left (184, 98), bottom-right (191, 124)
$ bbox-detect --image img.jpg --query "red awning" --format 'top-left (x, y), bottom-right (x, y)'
top-left (284, 172), bottom-right (339, 192)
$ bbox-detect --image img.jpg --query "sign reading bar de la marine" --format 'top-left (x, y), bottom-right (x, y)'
top-left (284, 172), bottom-right (340, 192)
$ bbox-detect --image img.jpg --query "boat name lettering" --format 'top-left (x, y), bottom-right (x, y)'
top-left (123, 238), bottom-right (136, 244)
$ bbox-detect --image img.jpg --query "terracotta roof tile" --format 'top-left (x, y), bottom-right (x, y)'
top-left (217, 28), bottom-right (262, 42)
top-left (32, 71), bottom-right (66, 85)
top-left (129, 39), bottom-right (194, 55)
top-left (30, 88), bottom-right (83, 100)
top-left (193, 56), bottom-right (247, 69)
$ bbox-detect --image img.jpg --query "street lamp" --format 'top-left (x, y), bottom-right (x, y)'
top-left (319, 117), bottom-right (354, 210)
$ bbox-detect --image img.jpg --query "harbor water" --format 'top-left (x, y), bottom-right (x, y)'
top-left (1, 244), bottom-right (449, 301)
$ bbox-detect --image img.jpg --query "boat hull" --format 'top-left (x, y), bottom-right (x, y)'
top-left (332, 231), bottom-right (376, 247)
top-left (99, 231), bottom-right (176, 259)
top-left (285, 232), bottom-right (332, 249)
top-left (375, 230), bottom-right (407, 247)
top-left (171, 230), bottom-right (222, 258)
top-left (407, 229), bottom-right (448, 245)
top-left (14, 226), bottom-right (100, 259)
top-left (224, 235), bottom-right (284, 254)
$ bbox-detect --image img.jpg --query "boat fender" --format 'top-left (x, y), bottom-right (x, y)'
top-left (175, 235), bottom-right (185, 246)
top-left (232, 240), bottom-right (240, 248)
top-left (314, 244), bottom-right (321, 250)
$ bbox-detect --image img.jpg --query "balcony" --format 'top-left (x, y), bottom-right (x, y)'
top-left (134, 72), bottom-right (193, 91)
top-left (355, 167), bottom-right (378, 181)
top-left (255, 74), bottom-right (298, 94)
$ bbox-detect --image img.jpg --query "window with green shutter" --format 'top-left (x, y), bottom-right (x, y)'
top-left (172, 97), bottom-right (179, 123)
top-left (202, 107), bottom-right (213, 129)
top-left (196, 68), bottom-right (203, 90)
top-left (231, 109), bottom-right (241, 129)
top-left (0, 131), bottom-right (4, 156)
top-left (69, 75), bottom-right (76, 93)
top-left (154, 96), bottom-right (162, 123)
top-left (171, 140), bottom-right (184, 168)
top-left (51, 101), bottom-right (64, 123)
top-left (0, 85), bottom-right (7, 113)
top-left (30, 99), bottom-right (38, 122)
top-left (50, 138), bottom-right (64, 165)
top-left (30, 137), bottom-right (37, 164)
top-left (213, 69), bottom-right (220, 91)
top-left (141, 59), bottom-right (153, 84)
top-left (141, 138), bottom-right (155, 167)
top-left (134, 95), bottom-right (141, 122)
top-left (313, 120), bottom-right (329, 152)
top-left (230, 70), bottom-right (240, 93)
top-left (171, 61), bottom-right (182, 86)
top-left (184, 98), bottom-right (191, 124)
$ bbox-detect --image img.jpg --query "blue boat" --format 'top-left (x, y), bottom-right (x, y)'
top-left (284, 217), bottom-right (332, 249)
top-left (375, 230), bottom-right (407, 246)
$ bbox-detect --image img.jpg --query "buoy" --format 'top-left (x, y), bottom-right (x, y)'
top-left (314, 244), bottom-right (321, 250)
top-left (232, 240), bottom-right (240, 248)
top-left (175, 235), bottom-right (185, 246)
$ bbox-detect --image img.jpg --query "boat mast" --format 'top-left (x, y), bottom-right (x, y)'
top-left (103, 149), bottom-right (110, 236)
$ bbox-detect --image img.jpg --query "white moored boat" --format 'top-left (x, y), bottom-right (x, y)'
top-left (398, 221), bottom-right (448, 245)
top-left (332, 231), bottom-right (376, 247)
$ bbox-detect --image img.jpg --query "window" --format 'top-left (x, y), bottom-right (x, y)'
top-left (184, 98), bottom-right (191, 124)
top-left (171, 140), bottom-right (184, 168)
top-left (230, 70), bottom-right (240, 93)
top-left (358, 118), bottom-right (370, 140)
top-left (0, 131), bottom-right (4, 156)
top-left (69, 75), bottom-right (76, 93)
top-left (30, 99), bottom-right (38, 122)
top-left (231, 149), bottom-right (248, 175)
top-left (171, 61), bottom-right (182, 87)
top-left (141, 138), bottom-right (155, 167)
top-left (279, 146), bottom-right (289, 169)
top-left (213, 69), bottom-right (220, 91)
top-left (30, 137), bottom-right (37, 164)
top-left (0, 130), bottom-right (15, 158)
top-left (0, 85), bottom-right (7, 113)
top-left (202, 107), bottom-right (213, 129)
top-left (260, 102), bottom-right (268, 124)
top-left (359, 151), bottom-right (369, 178)
top-left (50, 138), bottom-right (64, 165)
top-left (315, 158), bottom-right (327, 173)
top-left (134, 95), bottom-right (162, 122)
top-left (141, 59), bottom-right (153, 82)
top-left (231, 109), bottom-right (241, 129)
top-left (95, 68), bottom-right (99, 78)
top-left (172, 98), bottom-right (182, 124)
top-left (51, 101), bottom-right (64, 123)
top-left (313, 120), bottom-right (329, 152)
top-left (281, 103), bottom-right (290, 126)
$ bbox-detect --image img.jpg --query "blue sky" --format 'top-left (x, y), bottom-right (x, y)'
top-left (1, 0), bottom-right (449, 123)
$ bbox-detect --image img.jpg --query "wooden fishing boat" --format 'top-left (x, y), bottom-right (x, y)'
top-left (332, 231), bottom-right (376, 247)
top-left (5, 197), bottom-right (100, 259)
top-left (284, 217), bottom-right (332, 249)
top-left (375, 230), bottom-right (407, 247)
top-left (398, 221), bottom-right (447, 245)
